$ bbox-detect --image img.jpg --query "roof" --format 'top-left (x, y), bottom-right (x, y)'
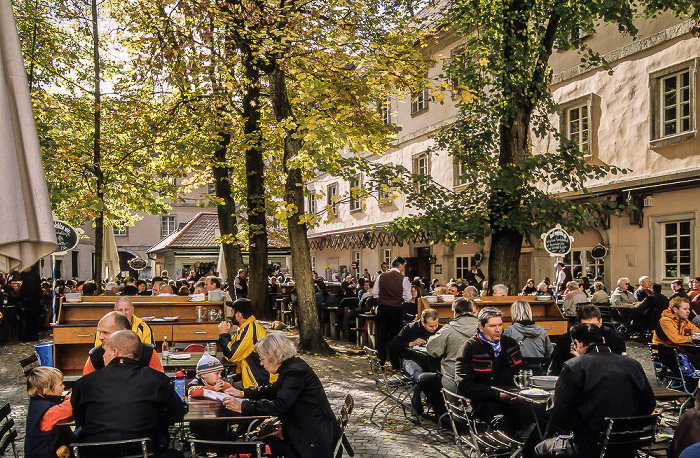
top-left (147, 212), bottom-right (289, 254)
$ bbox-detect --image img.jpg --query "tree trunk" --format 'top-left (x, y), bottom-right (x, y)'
top-left (213, 131), bottom-right (243, 289)
top-left (486, 229), bottom-right (523, 295)
top-left (268, 68), bottom-right (331, 354)
top-left (242, 54), bottom-right (269, 319)
top-left (90, 0), bottom-right (103, 293)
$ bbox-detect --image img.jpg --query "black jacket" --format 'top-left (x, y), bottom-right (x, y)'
top-left (71, 357), bottom-right (185, 447)
top-left (88, 342), bottom-right (156, 371)
top-left (388, 320), bottom-right (441, 365)
top-left (25, 395), bottom-right (74, 458)
top-left (547, 343), bottom-right (655, 456)
top-left (241, 356), bottom-right (340, 458)
top-left (454, 334), bottom-right (523, 403)
top-left (549, 325), bottom-right (625, 375)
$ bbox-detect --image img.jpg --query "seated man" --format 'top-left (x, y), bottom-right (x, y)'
top-left (71, 330), bottom-right (185, 450)
top-left (626, 283), bottom-right (669, 334)
top-left (218, 298), bottom-right (274, 388)
top-left (610, 277), bottom-right (636, 306)
top-left (535, 324), bottom-right (655, 458)
top-left (455, 307), bottom-right (523, 433)
top-left (387, 308), bottom-right (441, 414)
top-left (634, 275), bottom-right (653, 302)
top-left (94, 297), bottom-right (154, 346)
top-left (422, 298), bottom-right (478, 418)
top-left (84, 311), bottom-right (163, 374)
top-left (653, 297), bottom-right (700, 357)
top-left (549, 304), bottom-right (625, 375)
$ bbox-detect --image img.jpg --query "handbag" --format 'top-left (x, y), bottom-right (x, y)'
top-left (679, 353), bottom-right (695, 377)
top-left (252, 417), bottom-right (284, 441)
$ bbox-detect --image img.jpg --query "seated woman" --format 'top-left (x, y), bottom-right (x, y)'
top-left (315, 280), bottom-right (336, 306)
top-left (401, 285), bottom-right (421, 322)
top-left (223, 333), bottom-right (340, 458)
top-left (502, 300), bottom-right (553, 359)
top-left (590, 281), bottom-right (609, 304)
top-left (653, 297), bottom-right (700, 346)
top-left (521, 279), bottom-right (537, 295)
top-left (335, 280), bottom-right (356, 302)
top-left (562, 280), bottom-right (587, 316)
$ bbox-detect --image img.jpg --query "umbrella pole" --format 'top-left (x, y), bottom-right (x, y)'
top-left (51, 254), bottom-right (57, 323)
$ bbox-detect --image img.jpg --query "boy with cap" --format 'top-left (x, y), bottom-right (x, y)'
top-left (187, 353), bottom-right (236, 397)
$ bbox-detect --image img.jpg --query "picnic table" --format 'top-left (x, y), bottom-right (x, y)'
top-left (185, 397), bottom-right (270, 423)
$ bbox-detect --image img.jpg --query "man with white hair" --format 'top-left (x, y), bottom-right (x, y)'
top-left (103, 282), bottom-right (119, 296)
top-left (492, 284), bottom-right (508, 296)
top-left (634, 275), bottom-right (652, 302)
top-left (610, 277), bottom-right (635, 306)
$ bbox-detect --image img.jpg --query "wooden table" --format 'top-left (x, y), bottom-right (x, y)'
top-left (185, 397), bottom-right (270, 423)
top-left (160, 351), bottom-right (235, 372)
top-left (651, 385), bottom-right (692, 402)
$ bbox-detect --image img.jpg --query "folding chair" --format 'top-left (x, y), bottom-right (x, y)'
top-left (0, 403), bottom-right (19, 458)
top-left (441, 389), bottom-right (522, 457)
top-left (71, 437), bottom-right (152, 457)
top-left (19, 353), bottom-right (40, 377)
top-left (598, 304), bottom-right (628, 335)
top-left (363, 346), bottom-right (417, 429)
top-left (595, 415), bottom-right (659, 458)
top-left (649, 344), bottom-right (699, 414)
top-left (333, 394), bottom-right (355, 457)
top-left (187, 439), bottom-right (264, 457)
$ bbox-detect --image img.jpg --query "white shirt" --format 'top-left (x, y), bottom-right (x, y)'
top-left (372, 267), bottom-right (412, 301)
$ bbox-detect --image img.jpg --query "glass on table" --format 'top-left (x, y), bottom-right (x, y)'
top-left (515, 369), bottom-right (533, 390)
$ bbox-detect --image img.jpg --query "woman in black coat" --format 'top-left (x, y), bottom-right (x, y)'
top-left (224, 333), bottom-right (339, 457)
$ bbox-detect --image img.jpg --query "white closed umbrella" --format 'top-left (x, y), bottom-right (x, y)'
top-left (217, 243), bottom-right (227, 280)
top-left (0, 0), bottom-right (57, 272)
top-left (102, 226), bottom-right (120, 281)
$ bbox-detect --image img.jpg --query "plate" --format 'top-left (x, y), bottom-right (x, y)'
top-left (520, 388), bottom-right (551, 397)
top-left (167, 353), bottom-right (191, 360)
top-left (140, 316), bottom-right (155, 321)
top-left (163, 316), bottom-right (179, 321)
top-left (151, 318), bottom-right (165, 322)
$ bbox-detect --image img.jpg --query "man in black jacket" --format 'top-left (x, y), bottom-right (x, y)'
top-left (71, 330), bottom-right (185, 452)
top-left (387, 308), bottom-right (441, 413)
top-left (549, 304), bottom-right (626, 375)
top-left (455, 307), bottom-right (524, 433)
top-left (535, 324), bottom-right (655, 458)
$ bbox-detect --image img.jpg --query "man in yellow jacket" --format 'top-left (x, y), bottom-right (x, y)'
top-left (94, 297), bottom-right (154, 346)
top-left (218, 298), bottom-right (276, 388)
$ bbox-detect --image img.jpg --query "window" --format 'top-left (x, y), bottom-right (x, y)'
top-left (664, 221), bottom-right (692, 278)
top-left (308, 191), bottom-right (316, 214)
top-left (114, 226), bottom-right (127, 237)
top-left (72, 251), bottom-right (79, 278)
top-left (327, 184), bottom-right (338, 218)
top-left (378, 178), bottom-right (393, 206)
top-left (378, 97), bottom-right (391, 124)
top-left (650, 59), bottom-right (696, 147)
top-left (411, 88), bottom-right (429, 115)
top-left (161, 215), bottom-right (177, 237)
top-left (352, 251), bottom-right (361, 274)
top-left (563, 249), bottom-right (604, 280)
top-left (455, 255), bottom-right (475, 280)
top-left (311, 255), bottom-right (316, 270)
top-left (454, 160), bottom-right (468, 187)
top-left (412, 152), bottom-right (430, 193)
top-left (208, 182), bottom-right (216, 195)
top-left (383, 249), bottom-right (392, 266)
top-left (565, 104), bottom-right (590, 156)
top-left (349, 176), bottom-right (361, 212)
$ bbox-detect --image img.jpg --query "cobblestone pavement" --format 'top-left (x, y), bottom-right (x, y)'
top-left (0, 331), bottom-right (680, 457)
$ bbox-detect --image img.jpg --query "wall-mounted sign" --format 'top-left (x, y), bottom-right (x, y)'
top-left (590, 244), bottom-right (608, 260)
top-left (541, 224), bottom-right (574, 257)
top-left (53, 220), bottom-right (79, 255)
top-left (128, 257), bottom-right (148, 271)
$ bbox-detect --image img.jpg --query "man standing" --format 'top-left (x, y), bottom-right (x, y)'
top-left (465, 262), bottom-right (485, 290)
top-left (94, 297), bottom-right (154, 346)
top-left (670, 279), bottom-right (688, 300)
top-left (233, 269), bottom-right (248, 299)
top-left (387, 309), bottom-right (441, 414)
top-left (634, 275), bottom-right (653, 302)
top-left (72, 330), bottom-right (184, 451)
top-left (84, 311), bottom-right (163, 374)
top-left (422, 298), bottom-right (478, 417)
top-left (372, 256), bottom-right (412, 368)
top-left (455, 307), bottom-right (523, 433)
top-left (535, 324), bottom-right (655, 458)
top-left (218, 298), bottom-right (273, 387)
top-left (610, 277), bottom-right (636, 306)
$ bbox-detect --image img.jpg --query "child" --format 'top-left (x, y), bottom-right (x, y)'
top-left (187, 353), bottom-right (235, 397)
top-left (24, 366), bottom-right (74, 458)
top-left (187, 353), bottom-right (236, 439)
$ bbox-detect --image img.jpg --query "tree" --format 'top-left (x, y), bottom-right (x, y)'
top-left (376, 0), bottom-right (699, 293)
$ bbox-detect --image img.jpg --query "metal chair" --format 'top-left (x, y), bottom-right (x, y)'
top-left (595, 415), bottom-right (659, 458)
top-left (71, 437), bottom-right (152, 457)
top-left (363, 346), bottom-right (417, 429)
top-left (183, 343), bottom-right (207, 353)
top-left (333, 394), bottom-right (355, 457)
top-left (648, 344), bottom-right (700, 394)
top-left (187, 439), bottom-right (264, 457)
top-left (441, 388), bottom-right (522, 457)
top-left (598, 303), bottom-right (628, 335)
top-left (0, 403), bottom-right (19, 458)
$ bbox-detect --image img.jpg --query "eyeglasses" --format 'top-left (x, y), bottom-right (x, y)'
top-left (259, 355), bottom-right (267, 362)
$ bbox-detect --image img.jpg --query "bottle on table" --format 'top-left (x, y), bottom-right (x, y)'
top-left (174, 370), bottom-right (186, 400)
top-left (162, 336), bottom-right (169, 357)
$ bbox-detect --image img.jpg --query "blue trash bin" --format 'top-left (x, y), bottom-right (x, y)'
top-left (34, 341), bottom-right (54, 367)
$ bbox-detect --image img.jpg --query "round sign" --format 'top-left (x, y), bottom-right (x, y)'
top-left (351, 261), bottom-right (358, 269)
top-left (541, 225), bottom-right (573, 257)
top-left (128, 257), bottom-right (148, 271)
top-left (590, 244), bottom-right (608, 260)
top-left (53, 220), bottom-right (79, 254)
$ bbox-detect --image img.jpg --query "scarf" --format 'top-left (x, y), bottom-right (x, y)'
top-left (478, 331), bottom-right (502, 358)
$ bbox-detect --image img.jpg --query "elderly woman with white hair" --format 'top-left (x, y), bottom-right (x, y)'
top-left (223, 333), bottom-right (339, 457)
top-left (502, 301), bottom-right (553, 359)
top-left (562, 280), bottom-right (587, 316)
